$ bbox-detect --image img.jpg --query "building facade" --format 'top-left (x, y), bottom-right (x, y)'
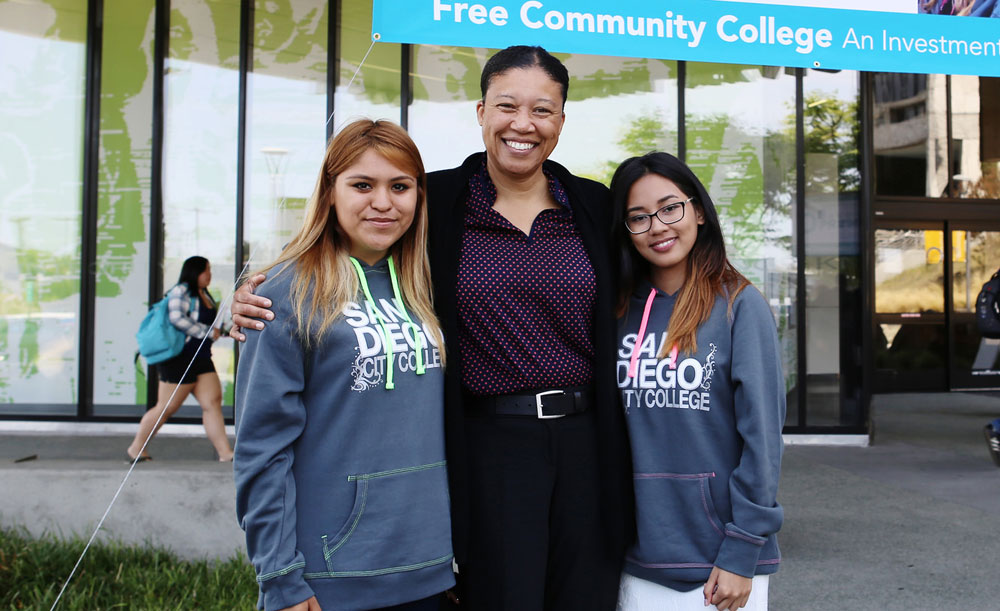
top-left (1, 0), bottom-right (998, 432)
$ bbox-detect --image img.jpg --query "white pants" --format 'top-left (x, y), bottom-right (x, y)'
top-left (618, 572), bottom-right (770, 611)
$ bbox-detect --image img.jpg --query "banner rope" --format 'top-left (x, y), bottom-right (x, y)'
top-left (48, 257), bottom-right (251, 611)
top-left (49, 34), bottom-right (381, 611)
top-left (326, 37), bottom-right (378, 132)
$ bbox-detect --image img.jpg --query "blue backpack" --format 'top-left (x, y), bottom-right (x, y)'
top-left (136, 286), bottom-right (193, 365)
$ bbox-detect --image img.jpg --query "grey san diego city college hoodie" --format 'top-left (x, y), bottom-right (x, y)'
top-left (234, 257), bottom-right (453, 611)
top-left (617, 279), bottom-right (785, 591)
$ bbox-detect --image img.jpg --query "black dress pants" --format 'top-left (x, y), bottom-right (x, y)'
top-left (460, 409), bottom-right (620, 611)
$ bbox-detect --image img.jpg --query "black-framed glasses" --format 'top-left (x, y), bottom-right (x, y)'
top-left (624, 197), bottom-right (693, 234)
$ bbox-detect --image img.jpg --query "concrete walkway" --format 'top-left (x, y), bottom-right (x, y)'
top-left (2, 391), bottom-right (999, 609)
top-left (0, 433), bottom-right (244, 562)
top-left (770, 392), bottom-right (1000, 610)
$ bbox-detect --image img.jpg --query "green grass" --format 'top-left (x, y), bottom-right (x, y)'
top-left (0, 526), bottom-right (257, 610)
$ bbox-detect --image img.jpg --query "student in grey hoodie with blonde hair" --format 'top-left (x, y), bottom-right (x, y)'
top-left (234, 119), bottom-right (452, 611)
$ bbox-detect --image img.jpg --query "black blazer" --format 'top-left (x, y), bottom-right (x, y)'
top-left (427, 152), bottom-right (635, 564)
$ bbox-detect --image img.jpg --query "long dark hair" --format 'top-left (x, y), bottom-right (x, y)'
top-left (176, 256), bottom-right (212, 303)
top-left (610, 152), bottom-right (749, 356)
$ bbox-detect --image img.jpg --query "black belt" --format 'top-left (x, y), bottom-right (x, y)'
top-left (465, 388), bottom-right (591, 419)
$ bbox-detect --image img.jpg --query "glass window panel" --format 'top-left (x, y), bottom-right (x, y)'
top-left (0, 0), bottom-right (87, 415)
top-left (92, 0), bottom-right (157, 415)
top-left (953, 76), bottom-right (1000, 199)
top-left (874, 229), bottom-right (944, 314)
top-left (803, 69), bottom-right (862, 427)
top-left (409, 49), bottom-right (678, 180)
top-left (161, 0), bottom-right (241, 413)
top-left (874, 322), bottom-right (946, 372)
top-left (333, 0), bottom-right (400, 130)
top-left (951, 75), bottom-right (979, 198)
top-left (684, 63), bottom-right (798, 422)
top-left (873, 73), bottom-right (949, 197)
top-left (952, 231), bottom-right (1000, 312)
top-left (244, 0), bottom-right (328, 268)
top-left (952, 230), bottom-right (1000, 385)
top-left (408, 45), bottom-right (487, 172)
top-left (559, 55), bottom-right (677, 183)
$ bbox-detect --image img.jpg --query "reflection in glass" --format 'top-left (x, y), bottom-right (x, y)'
top-left (162, 0), bottom-right (241, 411)
top-left (952, 230), bottom-right (1000, 385)
top-left (334, 0), bottom-right (400, 130)
top-left (875, 322), bottom-right (946, 372)
top-left (873, 73), bottom-right (949, 197)
top-left (685, 63), bottom-right (798, 416)
top-left (952, 231), bottom-right (1000, 312)
top-left (409, 45), bottom-right (486, 172)
top-left (92, 0), bottom-right (157, 414)
top-left (874, 229), bottom-right (944, 314)
top-left (952, 76), bottom-right (1000, 199)
top-left (559, 55), bottom-right (677, 183)
top-left (803, 69), bottom-right (861, 427)
top-left (0, 0), bottom-right (86, 413)
top-left (244, 0), bottom-right (328, 269)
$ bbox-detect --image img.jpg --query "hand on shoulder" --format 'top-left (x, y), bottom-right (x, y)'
top-left (230, 273), bottom-right (274, 341)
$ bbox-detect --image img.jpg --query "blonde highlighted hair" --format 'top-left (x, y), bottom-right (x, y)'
top-left (254, 119), bottom-right (444, 361)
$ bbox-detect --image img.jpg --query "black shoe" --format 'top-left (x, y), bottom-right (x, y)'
top-left (127, 452), bottom-right (153, 464)
top-left (984, 425), bottom-right (1000, 468)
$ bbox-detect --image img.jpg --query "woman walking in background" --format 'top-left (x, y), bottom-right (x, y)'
top-left (610, 153), bottom-right (784, 611)
top-left (126, 255), bottom-right (232, 463)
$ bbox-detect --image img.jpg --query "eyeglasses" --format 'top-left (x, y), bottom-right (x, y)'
top-left (624, 197), bottom-right (693, 234)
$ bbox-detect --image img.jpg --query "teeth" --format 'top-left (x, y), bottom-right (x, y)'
top-left (505, 140), bottom-right (535, 151)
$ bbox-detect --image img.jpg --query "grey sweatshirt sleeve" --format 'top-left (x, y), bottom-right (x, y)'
top-left (234, 286), bottom-right (314, 610)
top-left (714, 288), bottom-right (786, 578)
top-left (166, 284), bottom-right (210, 339)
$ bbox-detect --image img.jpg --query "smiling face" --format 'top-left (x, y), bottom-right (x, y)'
top-left (333, 148), bottom-right (418, 266)
top-left (476, 66), bottom-right (566, 181)
top-left (626, 173), bottom-right (705, 294)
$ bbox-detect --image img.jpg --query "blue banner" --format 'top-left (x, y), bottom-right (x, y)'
top-left (372, 0), bottom-right (1000, 76)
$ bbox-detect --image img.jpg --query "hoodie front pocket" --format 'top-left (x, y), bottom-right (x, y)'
top-left (319, 461), bottom-right (452, 577)
top-left (629, 472), bottom-right (725, 569)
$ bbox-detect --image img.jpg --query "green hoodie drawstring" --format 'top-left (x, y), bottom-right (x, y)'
top-left (387, 259), bottom-right (426, 375)
top-left (349, 255), bottom-right (426, 390)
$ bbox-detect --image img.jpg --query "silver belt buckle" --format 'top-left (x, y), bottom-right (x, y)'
top-left (535, 390), bottom-right (566, 419)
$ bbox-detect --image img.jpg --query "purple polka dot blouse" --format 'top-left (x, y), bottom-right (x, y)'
top-left (456, 160), bottom-right (596, 396)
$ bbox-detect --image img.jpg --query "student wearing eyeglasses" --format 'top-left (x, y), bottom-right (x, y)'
top-left (609, 152), bottom-right (785, 611)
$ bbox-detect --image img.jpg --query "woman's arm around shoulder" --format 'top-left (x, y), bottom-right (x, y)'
top-left (230, 273), bottom-right (275, 341)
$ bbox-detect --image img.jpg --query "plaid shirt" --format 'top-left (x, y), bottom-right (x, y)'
top-left (166, 283), bottom-right (211, 339)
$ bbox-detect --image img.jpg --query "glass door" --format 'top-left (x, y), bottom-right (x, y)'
top-left (950, 226), bottom-right (1000, 389)
top-left (873, 222), bottom-right (947, 392)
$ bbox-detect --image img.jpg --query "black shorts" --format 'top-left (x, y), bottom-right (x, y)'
top-left (157, 354), bottom-right (216, 384)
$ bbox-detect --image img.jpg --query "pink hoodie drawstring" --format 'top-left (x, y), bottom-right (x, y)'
top-left (628, 287), bottom-right (679, 378)
top-left (628, 288), bottom-right (657, 379)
